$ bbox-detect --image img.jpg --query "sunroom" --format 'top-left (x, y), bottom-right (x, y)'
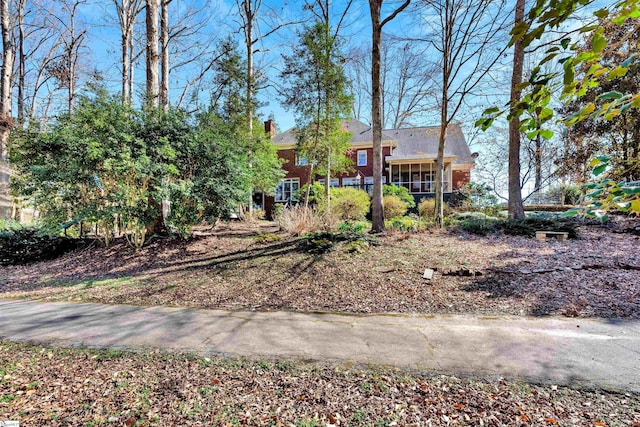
top-left (387, 158), bottom-right (455, 194)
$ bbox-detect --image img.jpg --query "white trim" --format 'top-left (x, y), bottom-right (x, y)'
top-left (357, 150), bottom-right (367, 166)
top-left (275, 178), bottom-right (300, 202)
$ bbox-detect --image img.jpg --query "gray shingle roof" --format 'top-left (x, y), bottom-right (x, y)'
top-left (272, 120), bottom-right (473, 165)
top-left (271, 119), bottom-right (395, 146)
top-left (385, 124), bottom-right (474, 165)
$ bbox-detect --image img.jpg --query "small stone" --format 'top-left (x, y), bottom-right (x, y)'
top-left (423, 268), bottom-right (434, 280)
top-left (108, 416), bottom-right (119, 423)
top-left (519, 269), bottom-right (532, 274)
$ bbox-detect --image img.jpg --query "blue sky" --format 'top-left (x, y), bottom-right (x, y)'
top-left (73, 0), bottom-right (424, 132)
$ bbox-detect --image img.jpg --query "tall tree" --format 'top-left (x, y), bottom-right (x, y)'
top-left (508, 0), bottom-right (525, 219)
top-left (145, 0), bottom-right (159, 107)
top-left (281, 20), bottom-right (353, 211)
top-left (0, 0), bottom-right (13, 218)
top-left (113, 0), bottom-right (143, 104)
top-left (419, 0), bottom-right (509, 227)
top-left (159, 0), bottom-right (170, 110)
top-left (347, 39), bottom-right (435, 128)
top-left (0, 0), bottom-right (13, 158)
top-left (369, 0), bottom-right (411, 233)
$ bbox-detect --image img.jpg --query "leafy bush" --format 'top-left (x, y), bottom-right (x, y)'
top-left (9, 90), bottom-right (283, 247)
top-left (451, 212), bottom-right (501, 236)
top-left (299, 229), bottom-right (378, 254)
top-left (386, 216), bottom-right (421, 232)
top-left (330, 187), bottom-right (370, 221)
top-left (296, 182), bottom-right (326, 207)
top-left (383, 184), bottom-right (415, 208)
top-left (0, 226), bottom-right (89, 265)
top-left (383, 195), bottom-right (407, 219)
top-left (418, 198), bottom-right (452, 218)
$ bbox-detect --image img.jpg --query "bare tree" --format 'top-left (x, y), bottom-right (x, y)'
top-left (369, 0), bottom-right (411, 233)
top-left (0, 0), bottom-right (13, 156)
top-left (159, 0), bottom-right (170, 109)
top-left (145, 0), bottom-right (158, 106)
top-left (418, 0), bottom-right (509, 227)
top-left (349, 38), bottom-right (435, 128)
top-left (113, 0), bottom-right (143, 104)
top-left (508, 0), bottom-right (525, 218)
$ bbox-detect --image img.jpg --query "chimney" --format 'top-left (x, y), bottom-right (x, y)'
top-left (264, 119), bottom-right (277, 138)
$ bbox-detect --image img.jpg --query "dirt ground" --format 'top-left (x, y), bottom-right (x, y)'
top-left (1, 341), bottom-right (638, 426)
top-left (1, 220), bottom-right (638, 319)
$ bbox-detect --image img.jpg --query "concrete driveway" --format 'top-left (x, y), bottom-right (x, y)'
top-left (0, 298), bottom-right (638, 393)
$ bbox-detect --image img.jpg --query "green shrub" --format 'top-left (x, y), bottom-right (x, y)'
top-left (299, 230), bottom-right (378, 254)
top-left (0, 226), bottom-right (89, 266)
top-left (383, 184), bottom-right (415, 208)
top-left (296, 182), bottom-right (326, 207)
top-left (561, 184), bottom-right (582, 205)
top-left (329, 187), bottom-right (370, 221)
top-left (386, 216), bottom-right (420, 232)
top-left (253, 232), bottom-right (282, 244)
top-left (418, 198), bottom-right (452, 218)
top-left (383, 195), bottom-right (407, 219)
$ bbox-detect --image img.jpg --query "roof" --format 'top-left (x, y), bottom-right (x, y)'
top-left (271, 119), bottom-right (395, 147)
top-left (384, 124), bottom-right (474, 165)
top-left (272, 119), bottom-right (474, 165)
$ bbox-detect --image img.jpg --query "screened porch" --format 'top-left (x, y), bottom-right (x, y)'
top-left (389, 162), bottom-right (452, 194)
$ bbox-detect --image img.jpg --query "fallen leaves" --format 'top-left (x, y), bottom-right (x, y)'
top-left (0, 340), bottom-right (638, 426)
top-left (0, 221), bottom-right (638, 319)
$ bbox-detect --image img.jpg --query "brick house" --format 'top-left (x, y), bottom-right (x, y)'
top-left (261, 119), bottom-right (476, 215)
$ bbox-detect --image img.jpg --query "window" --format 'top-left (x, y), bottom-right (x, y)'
top-left (342, 177), bottom-right (360, 188)
top-left (357, 150), bottom-right (367, 166)
top-left (317, 178), bottom-right (339, 187)
top-left (295, 156), bottom-right (308, 166)
top-left (275, 178), bottom-right (300, 202)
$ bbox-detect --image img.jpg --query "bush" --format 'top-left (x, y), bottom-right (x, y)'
top-left (386, 216), bottom-right (421, 232)
top-left (275, 205), bottom-right (334, 235)
top-left (0, 226), bottom-right (89, 265)
top-left (296, 182), bottom-right (326, 207)
top-left (418, 198), bottom-right (452, 218)
top-left (299, 229), bottom-right (378, 254)
top-left (383, 195), bottom-right (408, 219)
top-left (383, 185), bottom-right (415, 208)
top-left (330, 187), bottom-right (370, 221)
top-left (451, 212), bottom-right (501, 236)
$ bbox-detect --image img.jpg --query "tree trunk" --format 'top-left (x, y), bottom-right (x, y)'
top-left (160, 0), bottom-right (169, 110)
top-left (0, 0), bottom-right (13, 219)
top-left (120, 0), bottom-right (131, 103)
top-left (508, 0), bottom-right (525, 219)
top-left (0, 0), bottom-right (13, 160)
top-left (369, 0), bottom-right (384, 233)
top-left (17, 0), bottom-right (25, 122)
top-left (145, 0), bottom-right (159, 107)
top-left (534, 132), bottom-right (542, 193)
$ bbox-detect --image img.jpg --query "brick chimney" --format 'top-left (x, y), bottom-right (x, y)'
top-left (264, 119), bottom-right (277, 138)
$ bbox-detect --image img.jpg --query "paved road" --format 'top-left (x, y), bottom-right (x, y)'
top-left (0, 299), bottom-right (638, 393)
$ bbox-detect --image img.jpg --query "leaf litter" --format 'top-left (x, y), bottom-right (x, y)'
top-left (0, 221), bottom-right (638, 319)
top-left (0, 341), bottom-right (638, 426)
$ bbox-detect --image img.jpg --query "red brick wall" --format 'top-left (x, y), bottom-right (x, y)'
top-left (452, 170), bottom-right (471, 190)
top-left (265, 145), bottom-right (394, 218)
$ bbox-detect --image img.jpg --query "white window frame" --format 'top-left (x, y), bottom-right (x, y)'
top-left (275, 178), bottom-right (300, 202)
top-left (357, 150), bottom-right (367, 167)
top-left (318, 178), bottom-right (339, 187)
top-left (342, 177), bottom-right (359, 188)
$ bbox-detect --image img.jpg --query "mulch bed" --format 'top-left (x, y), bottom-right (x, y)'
top-left (1, 341), bottom-right (638, 426)
top-left (0, 220), bottom-right (638, 319)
